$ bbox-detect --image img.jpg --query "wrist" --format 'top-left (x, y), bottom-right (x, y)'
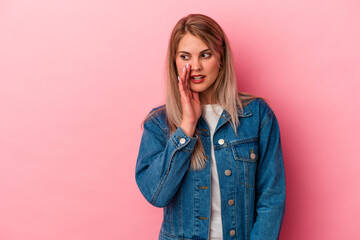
top-left (180, 121), bottom-right (196, 137)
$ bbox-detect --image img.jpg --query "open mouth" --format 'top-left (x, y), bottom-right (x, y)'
top-left (190, 75), bottom-right (206, 83)
top-left (191, 76), bottom-right (205, 80)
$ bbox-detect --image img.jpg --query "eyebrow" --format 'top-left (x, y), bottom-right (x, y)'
top-left (178, 49), bottom-right (210, 54)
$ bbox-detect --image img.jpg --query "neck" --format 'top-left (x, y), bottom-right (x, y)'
top-left (200, 93), bottom-right (214, 105)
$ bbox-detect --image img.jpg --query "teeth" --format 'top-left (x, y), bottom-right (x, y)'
top-left (193, 76), bottom-right (205, 80)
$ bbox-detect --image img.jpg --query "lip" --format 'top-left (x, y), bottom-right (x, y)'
top-left (190, 76), bottom-right (206, 83)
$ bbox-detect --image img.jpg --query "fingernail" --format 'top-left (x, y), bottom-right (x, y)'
top-left (186, 63), bottom-right (189, 68)
top-left (178, 76), bottom-right (180, 81)
top-left (183, 67), bottom-right (185, 72)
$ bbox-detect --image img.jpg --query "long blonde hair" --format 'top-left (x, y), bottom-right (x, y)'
top-left (145, 14), bottom-right (256, 170)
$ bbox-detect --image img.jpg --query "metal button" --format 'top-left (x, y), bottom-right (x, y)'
top-left (250, 149), bottom-right (256, 160)
top-left (218, 139), bottom-right (225, 145)
top-left (228, 199), bottom-right (234, 206)
top-left (179, 138), bottom-right (186, 144)
top-left (230, 230), bottom-right (236, 236)
top-left (225, 170), bottom-right (231, 176)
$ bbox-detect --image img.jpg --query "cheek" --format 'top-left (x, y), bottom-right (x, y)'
top-left (207, 61), bottom-right (220, 75)
top-left (175, 60), bottom-right (184, 74)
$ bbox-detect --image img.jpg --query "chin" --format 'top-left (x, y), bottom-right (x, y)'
top-left (190, 87), bottom-right (205, 93)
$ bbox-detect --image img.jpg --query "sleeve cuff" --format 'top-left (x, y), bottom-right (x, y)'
top-left (170, 126), bottom-right (198, 151)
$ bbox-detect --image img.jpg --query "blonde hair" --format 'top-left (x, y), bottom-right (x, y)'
top-left (144, 14), bottom-right (256, 170)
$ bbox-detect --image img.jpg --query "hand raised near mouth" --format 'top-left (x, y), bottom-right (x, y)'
top-left (178, 63), bottom-right (201, 137)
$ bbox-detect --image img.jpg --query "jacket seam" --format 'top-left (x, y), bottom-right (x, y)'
top-left (259, 110), bottom-right (274, 131)
top-left (229, 137), bottom-right (258, 146)
top-left (150, 149), bottom-right (177, 205)
top-left (160, 230), bottom-right (194, 240)
top-left (149, 114), bottom-right (168, 134)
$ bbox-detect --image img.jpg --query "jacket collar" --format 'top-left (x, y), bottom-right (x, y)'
top-left (237, 105), bottom-right (252, 118)
top-left (196, 105), bottom-right (252, 135)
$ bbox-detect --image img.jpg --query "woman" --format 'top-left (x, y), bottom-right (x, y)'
top-left (135, 13), bottom-right (286, 240)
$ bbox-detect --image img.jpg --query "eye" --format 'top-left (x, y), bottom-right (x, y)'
top-left (202, 53), bottom-right (212, 58)
top-left (180, 55), bottom-right (189, 60)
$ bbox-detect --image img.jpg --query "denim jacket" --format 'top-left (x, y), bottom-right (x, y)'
top-left (135, 98), bottom-right (286, 240)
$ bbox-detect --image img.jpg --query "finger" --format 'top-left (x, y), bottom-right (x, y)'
top-left (185, 64), bottom-right (191, 95)
top-left (178, 75), bottom-right (189, 102)
top-left (186, 63), bottom-right (191, 82)
top-left (181, 65), bottom-right (187, 83)
top-left (182, 65), bottom-right (190, 98)
top-left (183, 66), bottom-right (188, 96)
top-left (178, 75), bottom-right (184, 94)
top-left (180, 66), bottom-right (188, 96)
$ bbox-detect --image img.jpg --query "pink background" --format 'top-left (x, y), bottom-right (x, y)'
top-left (0, 0), bottom-right (359, 239)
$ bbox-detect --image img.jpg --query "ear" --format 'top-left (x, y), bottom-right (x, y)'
top-left (218, 60), bottom-right (222, 69)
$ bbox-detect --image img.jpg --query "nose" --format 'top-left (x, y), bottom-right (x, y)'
top-left (191, 58), bottom-right (202, 71)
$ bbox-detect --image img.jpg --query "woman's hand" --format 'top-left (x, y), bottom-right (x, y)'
top-left (178, 64), bottom-right (201, 137)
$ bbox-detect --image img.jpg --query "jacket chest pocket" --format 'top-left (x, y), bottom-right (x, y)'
top-left (231, 140), bottom-right (258, 188)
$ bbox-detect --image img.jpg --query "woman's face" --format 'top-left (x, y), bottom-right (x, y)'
top-left (175, 33), bottom-right (221, 103)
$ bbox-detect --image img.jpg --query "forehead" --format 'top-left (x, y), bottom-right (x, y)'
top-left (177, 33), bottom-right (209, 52)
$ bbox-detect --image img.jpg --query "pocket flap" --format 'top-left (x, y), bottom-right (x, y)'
top-left (232, 140), bottom-right (258, 162)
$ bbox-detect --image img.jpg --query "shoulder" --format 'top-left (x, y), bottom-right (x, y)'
top-left (238, 92), bottom-right (274, 117)
top-left (143, 104), bottom-right (168, 132)
top-left (146, 104), bottom-right (166, 119)
top-left (241, 98), bottom-right (276, 125)
top-left (245, 98), bottom-right (273, 114)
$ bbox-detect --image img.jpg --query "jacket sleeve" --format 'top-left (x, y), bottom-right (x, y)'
top-left (135, 112), bottom-right (198, 207)
top-left (250, 107), bottom-right (286, 240)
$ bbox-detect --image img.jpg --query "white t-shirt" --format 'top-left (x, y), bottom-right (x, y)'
top-left (202, 104), bottom-right (224, 240)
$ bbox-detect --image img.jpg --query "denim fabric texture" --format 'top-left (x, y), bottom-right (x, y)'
top-left (135, 98), bottom-right (286, 240)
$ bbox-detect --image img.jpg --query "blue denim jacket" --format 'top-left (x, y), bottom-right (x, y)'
top-left (135, 98), bottom-right (286, 240)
